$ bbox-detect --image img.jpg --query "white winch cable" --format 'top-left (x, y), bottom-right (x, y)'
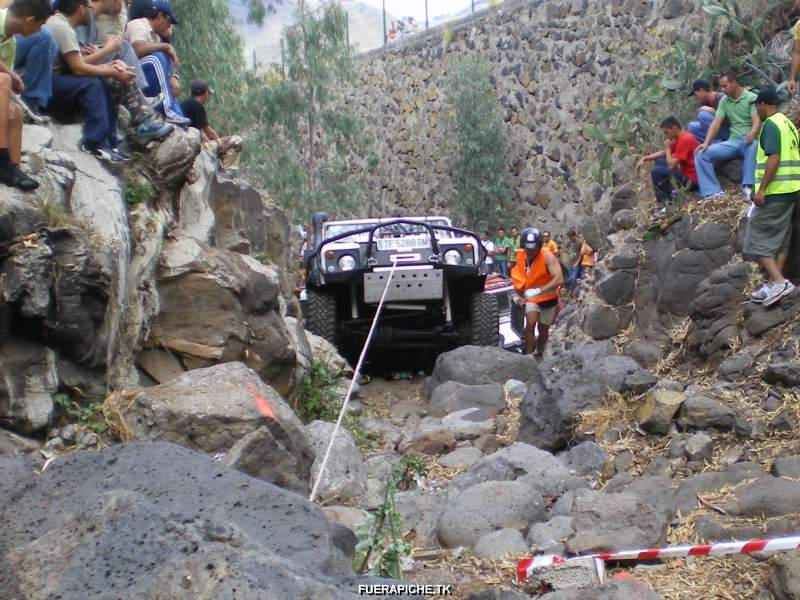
top-left (309, 259), bottom-right (399, 503)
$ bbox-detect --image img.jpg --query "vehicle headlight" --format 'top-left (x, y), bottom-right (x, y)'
top-left (338, 255), bottom-right (357, 271)
top-left (443, 249), bottom-right (462, 265)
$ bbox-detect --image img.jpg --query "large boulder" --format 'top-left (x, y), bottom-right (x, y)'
top-left (676, 386), bottom-right (750, 436)
top-left (0, 442), bottom-right (402, 598)
top-left (117, 362), bottom-right (313, 491)
top-left (425, 346), bottom-right (541, 397)
top-left (147, 235), bottom-right (302, 395)
top-left (306, 420), bottom-right (368, 502)
top-left (0, 227), bottom-right (111, 368)
top-left (687, 262), bottom-right (750, 359)
top-left (723, 477), bottom-right (800, 518)
top-left (437, 480), bottom-right (545, 548)
top-left (428, 381), bottom-right (507, 418)
top-left (770, 553), bottom-right (800, 600)
top-left (0, 337), bottom-right (57, 433)
top-left (566, 490), bottom-right (672, 553)
top-left (519, 342), bottom-right (656, 451)
top-left (453, 442), bottom-right (583, 498)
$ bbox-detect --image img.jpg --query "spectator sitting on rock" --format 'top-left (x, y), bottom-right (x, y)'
top-left (8, 0), bottom-right (55, 120)
top-left (687, 79), bottom-right (730, 144)
top-left (125, 0), bottom-right (187, 125)
top-left (0, 0), bottom-right (50, 190)
top-left (95, 0), bottom-right (125, 38)
top-left (79, 0), bottom-right (148, 92)
top-left (492, 226), bottom-right (510, 276)
top-left (635, 116), bottom-right (699, 216)
top-left (47, 0), bottom-right (173, 163)
top-left (694, 70), bottom-right (760, 201)
top-left (511, 227), bottom-right (563, 359)
top-left (179, 79), bottom-right (241, 170)
top-left (745, 88), bottom-right (800, 307)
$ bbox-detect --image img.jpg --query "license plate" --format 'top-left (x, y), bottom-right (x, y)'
top-left (376, 235), bottom-right (429, 251)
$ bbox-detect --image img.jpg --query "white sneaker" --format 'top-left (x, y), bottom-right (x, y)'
top-left (749, 283), bottom-right (769, 303)
top-left (655, 207), bottom-right (666, 218)
top-left (703, 192), bottom-right (725, 201)
top-left (763, 280), bottom-right (795, 307)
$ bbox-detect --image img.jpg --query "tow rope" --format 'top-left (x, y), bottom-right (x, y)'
top-left (309, 260), bottom-right (399, 503)
top-left (517, 534), bottom-right (800, 582)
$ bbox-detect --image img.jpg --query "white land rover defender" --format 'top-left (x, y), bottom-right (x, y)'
top-left (304, 213), bottom-right (500, 370)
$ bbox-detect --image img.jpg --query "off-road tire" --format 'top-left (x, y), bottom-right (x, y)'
top-left (469, 292), bottom-right (500, 346)
top-left (306, 288), bottom-right (337, 345)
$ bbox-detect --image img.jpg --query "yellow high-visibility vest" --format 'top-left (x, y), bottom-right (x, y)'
top-left (755, 112), bottom-right (800, 196)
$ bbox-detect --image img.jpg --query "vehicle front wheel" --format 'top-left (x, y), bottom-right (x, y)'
top-left (306, 288), bottom-right (337, 345)
top-left (469, 292), bottom-right (500, 346)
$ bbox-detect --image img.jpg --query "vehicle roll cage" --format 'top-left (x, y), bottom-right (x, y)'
top-left (305, 219), bottom-right (487, 272)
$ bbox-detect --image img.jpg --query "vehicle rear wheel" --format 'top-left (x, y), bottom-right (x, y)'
top-left (306, 288), bottom-right (337, 344)
top-left (470, 292), bottom-right (500, 346)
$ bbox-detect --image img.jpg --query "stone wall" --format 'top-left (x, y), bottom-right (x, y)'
top-left (347, 0), bottom-right (705, 241)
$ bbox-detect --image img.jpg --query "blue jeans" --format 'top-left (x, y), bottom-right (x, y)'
top-left (496, 260), bottom-right (508, 276)
top-left (567, 265), bottom-right (583, 290)
top-left (14, 29), bottom-right (57, 110)
top-left (687, 110), bottom-right (730, 144)
top-left (650, 157), bottom-right (694, 205)
top-left (695, 136), bottom-right (757, 197)
top-left (139, 51), bottom-right (185, 121)
top-left (49, 75), bottom-right (117, 149)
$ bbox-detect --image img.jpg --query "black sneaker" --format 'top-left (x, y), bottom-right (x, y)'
top-left (80, 141), bottom-right (125, 164)
top-left (0, 162), bottom-right (39, 191)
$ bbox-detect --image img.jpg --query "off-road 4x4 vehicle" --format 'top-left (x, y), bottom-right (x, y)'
top-left (304, 213), bottom-right (499, 370)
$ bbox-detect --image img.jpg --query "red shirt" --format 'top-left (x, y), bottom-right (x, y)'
top-left (670, 131), bottom-right (699, 184)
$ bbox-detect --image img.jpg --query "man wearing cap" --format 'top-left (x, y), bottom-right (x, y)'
top-left (687, 79), bottom-right (729, 144)
top-left (745, 88), bottom-right (800, 307)
top-left (180, 79), bottom-right (242, 170)
top-left (125, 0), bottom-right (187, 124)
top-left (510, 227), bottom-right (563, 359)
top-left (694, 70), bottom-right (760, 201)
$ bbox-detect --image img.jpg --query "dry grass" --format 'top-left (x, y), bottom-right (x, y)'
top-left (101, 390), bottom-right (140, 443)
top-left (683, 190), bottom-right (749, 227)
top-left (625, 555), bottom-right (775, 600)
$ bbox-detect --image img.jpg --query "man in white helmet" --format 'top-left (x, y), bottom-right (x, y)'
top-left (510, 227), bottom-right (563, 359)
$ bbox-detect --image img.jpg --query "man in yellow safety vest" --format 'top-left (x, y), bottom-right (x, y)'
top-left (745, 88), bottom-right (800, 307)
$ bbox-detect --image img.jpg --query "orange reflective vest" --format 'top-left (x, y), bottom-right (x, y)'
top-left (511, 248), bottom-right (559, 304)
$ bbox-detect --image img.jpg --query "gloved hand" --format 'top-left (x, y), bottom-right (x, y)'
top-left (524, 288), bottom-right (541, 299)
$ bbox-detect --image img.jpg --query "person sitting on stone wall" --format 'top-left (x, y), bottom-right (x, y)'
top-left (78, 0), bottom-right (147, 92)
top-left (686, 79), bottom-right (730, 144)
top-left (744, 88), bottom-right (800, 307)
top-left (180, 79), bottom-right (241, 170)
top-left (635, 116), bottom-right (699, 216)
top-left (9, 0), bottom-right (56, 121)
top-left (694, 70), bottom-right (760, 201)
top-left (0, 0), bottom-right (52, 191)
top-left (47, 0), bottom-right (173, 163)
top-left (125, 0), bottom-right (187, 124)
